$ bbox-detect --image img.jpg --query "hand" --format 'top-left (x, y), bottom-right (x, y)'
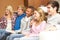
top-left (49, 25), bottom-right (57, 31)
top-left (7, 30), bottom-right (16, 34)
top-left (45, 25), bottom-right (57, 31)
top-left (25, 34), bottom-right (29, 37)
top-left (11, 31), bottom-right (16, 34)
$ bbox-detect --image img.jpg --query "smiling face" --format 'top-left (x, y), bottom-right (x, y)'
top-left (47, 1), bottom-right (59, 16)
top-left (26, 8), bottom-right (33, 17)
top-left (17, 7), bottom-right (24, 15)
top-left (47, 4), bottom-right (55, 15)
top-left (33, 10), bottom-right (40, 21)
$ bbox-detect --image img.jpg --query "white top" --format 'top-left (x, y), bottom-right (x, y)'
top-left (15, 16), bottom-right (32, 33)
top-left (6, 19), bottom-right (12, 32)
top-left (47, 13), bottom-right (60, 30)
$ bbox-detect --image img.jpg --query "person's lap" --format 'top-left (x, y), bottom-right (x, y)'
top-left (0, 29), bottom-right (12, 40)
top-left (6, 34), bottom-right (24, 40)
top-left (0, 29), bottom-right (6, 39)
top-left (14, 36), bottom-right (39, 40)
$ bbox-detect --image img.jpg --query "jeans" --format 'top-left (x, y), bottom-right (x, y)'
top-left (0, 29), bottom-right (11, 40)
top-left (14, 36), bottom-right (39, 40)
top-left (0, 29), bottom-right (6, 39)
top-left (6, 34), bottom-right (24, 40)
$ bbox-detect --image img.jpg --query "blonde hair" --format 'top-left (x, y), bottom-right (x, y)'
top-left (37, 7), bottom-right (45, 22)
top-left (17, 5), bottom-right (26, 12)
top-left (6, 5), bottom-right (13, 16)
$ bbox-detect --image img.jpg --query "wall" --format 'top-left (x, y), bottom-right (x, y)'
top-left (28, 0), bottom-right (51, 8)
top-left (0, 0), bottom-right (51, 18)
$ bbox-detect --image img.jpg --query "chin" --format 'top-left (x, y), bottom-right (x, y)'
top-left (48, 13), bottom-right (51, 15)
top-left (34, 17), bottom-right (37, 19)
top-left (34, 18), bottom-right (37, 20)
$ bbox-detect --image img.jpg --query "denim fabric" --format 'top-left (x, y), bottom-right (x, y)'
top-left (0, 29), bottom-right (6, 39)
top-left (6, 34), bottom-right (24, 40)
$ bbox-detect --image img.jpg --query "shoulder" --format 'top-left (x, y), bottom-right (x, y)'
top-left (55, 14), bottom-right (60, 20)
top-left (40, 21), bottom-right (46, 26)
top-left (22, 13), bottom-right (26, 16)
top-left (56, 13), bottom-right (60, 17)
top-left (0, 16), bottom-right (6, 20)
top-left (21, 16), bottom-right (26, 21)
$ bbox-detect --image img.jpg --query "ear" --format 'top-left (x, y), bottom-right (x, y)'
top-left (54, 7), bottom-right (57, 11)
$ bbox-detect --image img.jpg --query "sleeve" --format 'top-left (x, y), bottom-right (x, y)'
top-left (55, 16), bottom-right (60, 30)
top-left (0, 17), bottom-right (6, 29)
top-left (20, 18), bottom-right (25, 32)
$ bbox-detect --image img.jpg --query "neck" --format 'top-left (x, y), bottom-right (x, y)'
top-left (18, 12), bottom-right (23, 15)
top-left (34, 19), bottom-right (41, 23)
top-left (27, 14), bottom-right (33, 18)
top-left (27, 15), bottom-right (31, 18)
top-left (6, 14), bottom-right (11, 20)
top-left (34, 20), bottom-right (41, 26)
top-left (51, 11), bottom-right (57, 16)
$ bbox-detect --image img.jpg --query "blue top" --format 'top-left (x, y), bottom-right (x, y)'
top-left (14, 13), bottom-right (26, 30)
